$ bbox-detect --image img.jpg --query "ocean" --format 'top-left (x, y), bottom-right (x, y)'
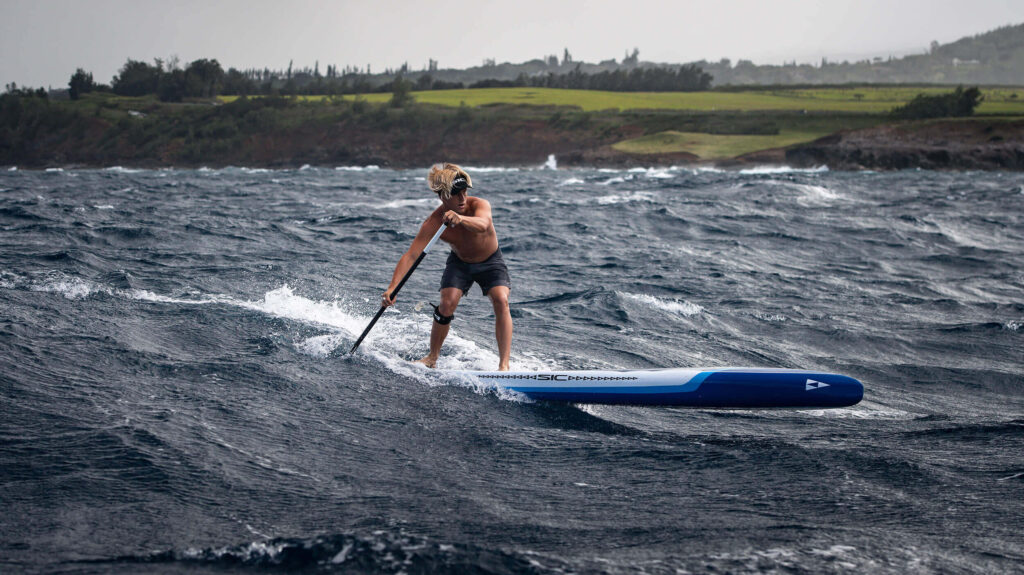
top-left (1, 164), bottom-right (1022, 574)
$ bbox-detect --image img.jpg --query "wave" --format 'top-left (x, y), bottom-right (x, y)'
top-left (558, 177), bottom-right (584, 186)
top-left (118, 531), bottom-right (542, 573)
top-left (461, 165), bottom-right (521, 173)
top-left (786, 182), bottom-right (842, 205)
top-left (619, 292), bottom-right (703, 317)
top-left (739, 165), bottom-right (829, 175)
top-left (30, 275), bottom-right (108, 300)
top-left (377, 198), bottom-right (439, 209)
top-left (627, 167), bottom-right (679, 179)
top-left (104, 166), bottom-right (143, 174)
top-left (20, 275), bottom-right (549, 400)
top-left (334, 165), bottom-right (381, 171)
top-left (594, 191), bottom-right (657, 205)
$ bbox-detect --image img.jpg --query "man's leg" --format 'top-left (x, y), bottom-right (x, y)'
top-left (418, 287), bottom-right (462, 368)
top-left (488, 286), bottom-right (512, 371)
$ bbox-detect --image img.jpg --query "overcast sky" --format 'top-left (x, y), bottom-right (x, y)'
top-left (2, 0), bottom-right (1020, 89)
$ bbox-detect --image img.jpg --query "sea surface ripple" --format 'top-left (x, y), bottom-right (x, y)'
top-left (1, 165), bottom-right (1023, 574)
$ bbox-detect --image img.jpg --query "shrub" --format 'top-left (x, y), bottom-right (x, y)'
top-left (892, 86), bottom-right (983, 120)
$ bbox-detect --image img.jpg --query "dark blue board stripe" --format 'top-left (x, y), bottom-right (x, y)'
top-left (503, 371), bottom-right (862, 408)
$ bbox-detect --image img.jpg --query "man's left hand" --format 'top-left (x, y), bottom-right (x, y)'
top-left (443, 211), bottom-right (462, 227)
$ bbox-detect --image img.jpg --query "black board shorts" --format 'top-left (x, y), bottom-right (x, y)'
top-left (441, 249), bottom-right (511, 295)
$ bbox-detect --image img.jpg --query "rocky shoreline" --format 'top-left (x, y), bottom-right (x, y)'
top-left (784, 119), bottom-right (1024, 171)
top-left (4, 107), bottom-right (1023, 172)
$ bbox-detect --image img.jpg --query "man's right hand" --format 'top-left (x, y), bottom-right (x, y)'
top-left (381, 291), bottom-right (395, 307)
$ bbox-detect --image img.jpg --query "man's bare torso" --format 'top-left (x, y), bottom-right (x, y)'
top-left (432, 197), bottom-right (499, 262)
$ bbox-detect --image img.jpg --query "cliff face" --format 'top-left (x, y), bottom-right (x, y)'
top-left (786, 120), bottom-right (1024, 170)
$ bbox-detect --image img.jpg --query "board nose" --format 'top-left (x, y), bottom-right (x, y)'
top-left (814, 374), bottom-right (864, 407)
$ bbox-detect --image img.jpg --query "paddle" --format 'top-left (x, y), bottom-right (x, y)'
top-left (349, 223), bottom-right (448, 354)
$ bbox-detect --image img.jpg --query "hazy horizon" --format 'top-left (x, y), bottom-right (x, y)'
top-left (1, 0), bottom-right (1021, 89)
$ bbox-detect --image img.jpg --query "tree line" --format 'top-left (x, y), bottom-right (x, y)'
top-left (62, 57), bottom-right (714, 102)
top-left (469, 64), bottom-right (713, 92)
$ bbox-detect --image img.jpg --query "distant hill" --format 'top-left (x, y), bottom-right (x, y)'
top-left (384, 23), bottom-right (1024, 88)
top-left (699, 23), bottom-right (1024, 86)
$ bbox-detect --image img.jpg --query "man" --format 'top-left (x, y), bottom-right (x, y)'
top-left (381, 163), bottom-right (512, 371)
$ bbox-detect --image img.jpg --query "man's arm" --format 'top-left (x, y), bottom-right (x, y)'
top-left (443, 198), bottom-right (492, 233)
top-left (382, 214), bottom-right (443, 306)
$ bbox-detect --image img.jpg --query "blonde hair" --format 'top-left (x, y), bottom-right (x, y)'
top-left (427, 163), bottom-right (473, 199)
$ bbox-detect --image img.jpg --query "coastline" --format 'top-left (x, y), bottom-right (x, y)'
top-left (2, 95), bottom-right (1023, 172)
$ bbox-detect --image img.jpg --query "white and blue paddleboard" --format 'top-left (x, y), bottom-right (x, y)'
top-left (467, 368), bottom-right (863, 408)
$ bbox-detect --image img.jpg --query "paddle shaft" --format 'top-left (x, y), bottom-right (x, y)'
top-left (349, 223), bottom-right (447, 353)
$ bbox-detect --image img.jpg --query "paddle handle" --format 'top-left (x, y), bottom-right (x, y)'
top-left (349, 223), bottom-right (447, 354)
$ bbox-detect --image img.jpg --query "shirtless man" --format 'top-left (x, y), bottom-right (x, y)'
top-left (381, 163), bottom-right (512, 371)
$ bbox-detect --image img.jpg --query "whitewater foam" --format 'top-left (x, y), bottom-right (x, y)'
top-left (594, 191), bottom-right (657, 205)
top-left (461, 166), bottom-right (521, 173)
top-left (620, 293), bottom-right (704, 317)
top-left (628, 167), bottom-right (677, 179)
top-left (739, 165), bottom-right (829, 175)
top-left (31, 276), bottom-right (107, 300)
top-left (691, 166), bottom-right (725, 174)
top-left (335, 165), bottom-right (381, 171)
top-left (377, 198), bottom-right (439, 209)
top-left (125, 282), bottom-right (550, 400)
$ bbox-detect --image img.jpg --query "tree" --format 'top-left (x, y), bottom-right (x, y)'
top-left (157, 69), bottom-right (186, 102)
top-left (112, 59), bottom-right (161, 96)
top-left (389, 74), bottom-right (414, 107)
top-left (223, 68), bottom-right (257, 96)
top-left (68, 68), bottom-right (95, 100)
top-left (184, 58), bottom-right (224, 97)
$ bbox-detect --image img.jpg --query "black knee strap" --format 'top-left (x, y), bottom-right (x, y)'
top-left (431, 304), bottom-right (454, 325)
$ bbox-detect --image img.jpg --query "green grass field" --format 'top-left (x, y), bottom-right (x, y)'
top-left (611, 130), bottom-right (830, 160)
top-left (223, 86), bottom-right (1024, 115)
top-left (211, 86), bottom-right (1024, 160)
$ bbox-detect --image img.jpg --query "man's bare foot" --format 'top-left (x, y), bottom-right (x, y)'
top-left (498, 363), bottom-right (510, 371)
top-left (415, 356), bottom-right (437, 369)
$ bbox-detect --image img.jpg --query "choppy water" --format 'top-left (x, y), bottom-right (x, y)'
top-left (1, 164), bottom-right (1023, 574)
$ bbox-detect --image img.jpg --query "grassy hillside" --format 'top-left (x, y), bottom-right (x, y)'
top-left (224, 85), bottom-right (1017, 160)
top-left (221, 86), bottom-right (1024, 115)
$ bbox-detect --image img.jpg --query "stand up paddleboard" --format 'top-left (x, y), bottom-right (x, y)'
top-left (466, 368), bottom-right (863, 408)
